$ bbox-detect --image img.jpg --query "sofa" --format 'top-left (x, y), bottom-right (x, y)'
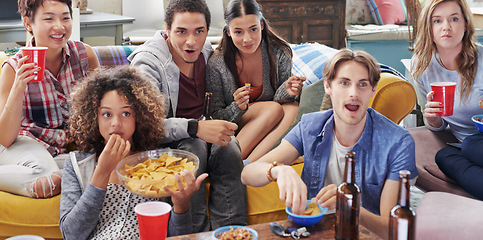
top-left (0, 43), bottom-right (417, 239)
top-left (408, 127), bottom-right (475, 199)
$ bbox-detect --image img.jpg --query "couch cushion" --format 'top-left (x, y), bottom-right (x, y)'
top-left (0, 191), bottom-right (62, 239)
top-left (416, 192), bottom-right (483, 240)
top-left (247, 162), bottom-right (304, 224)
top-left (408, 127), bottom-right (474, 198)
top-left (424, 164), bottom-right (457, 184)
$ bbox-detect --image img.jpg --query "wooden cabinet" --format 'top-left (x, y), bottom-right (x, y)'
top-left (258, 0), bottom-right (346, 49)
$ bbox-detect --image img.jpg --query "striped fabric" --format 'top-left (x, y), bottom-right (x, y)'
top-left (291, 42), bottom-right (339, 87)
top-left (93, 45), bottom-right (137, 68)
top-left (291, 42), bottom-right (406, 89)
top-left (4, 40), bottom-right (90, 155)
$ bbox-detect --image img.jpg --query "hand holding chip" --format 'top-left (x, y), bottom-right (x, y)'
top-left (164, 171), bottom-right (208, 214)
top-left (272, 165), bottom-right (308, 215)
top-left (233, 85), bottom-right (251, 110)
top-left (285, 75), bottom-right (306, 96)
top-left (92, 134), bottom-right (131, 189)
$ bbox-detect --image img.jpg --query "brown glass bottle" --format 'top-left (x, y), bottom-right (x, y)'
top-left (199, 92), bottom-right (213, 120)
top-left (336, 151), bottom-right (361, 240)
top-left (389, 170), bottom-right (415, 240)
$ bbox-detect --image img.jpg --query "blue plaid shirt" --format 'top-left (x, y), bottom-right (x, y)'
top-left (284, 108), bottom-right (417, 215)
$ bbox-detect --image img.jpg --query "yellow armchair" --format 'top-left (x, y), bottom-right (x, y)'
top-left (369, 72), bottom-right (417, 124)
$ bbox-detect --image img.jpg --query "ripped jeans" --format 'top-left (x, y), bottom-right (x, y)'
top-left (0, 136), bottom-right (62, 198)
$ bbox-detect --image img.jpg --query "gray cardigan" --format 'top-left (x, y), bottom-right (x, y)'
top-left (206, 41), bottom-right (295, 123)
top-left (59, 151), bottom-right (192, 239)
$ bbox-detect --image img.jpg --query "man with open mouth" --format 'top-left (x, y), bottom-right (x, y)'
top-left (129, 0), bottom-right (247, 233)
top-left (241, 48), bottom-right (418, 239)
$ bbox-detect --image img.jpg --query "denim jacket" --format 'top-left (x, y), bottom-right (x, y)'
top-left (284, 108), bottom-right (417, 215)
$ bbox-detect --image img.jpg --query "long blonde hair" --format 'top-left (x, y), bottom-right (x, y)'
top-left (411, 0), bottom-right (477, 100)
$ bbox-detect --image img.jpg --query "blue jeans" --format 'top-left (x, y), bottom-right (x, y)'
top-left (161, 136), bottom-right (248, 232)
top-left (436, 133), bottom-right (483, 200)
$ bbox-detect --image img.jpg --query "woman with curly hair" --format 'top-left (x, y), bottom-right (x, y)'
top-left (59, 66), bottom-right (208, 239)
top-left (206, 0), bottom-right (305, 163)
top-left (411, 0), bottom-right (483, 200)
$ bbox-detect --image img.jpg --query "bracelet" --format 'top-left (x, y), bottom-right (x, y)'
top-left (3, 106), bottom-right (21, 114)
top-left (267, 161), bottom-right (284, 182)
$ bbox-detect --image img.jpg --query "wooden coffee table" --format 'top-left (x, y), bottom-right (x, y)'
top-left (167, 213), bottom-right (382, 239)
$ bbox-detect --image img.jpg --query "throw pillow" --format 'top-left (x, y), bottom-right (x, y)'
top-left (366, 0), bottom-right (407, 25)
top-left (291, 43), bottom-right (338, 87)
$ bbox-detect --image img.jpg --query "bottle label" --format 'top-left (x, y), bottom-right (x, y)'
top-left (397, 219), bottom-right (409, 239)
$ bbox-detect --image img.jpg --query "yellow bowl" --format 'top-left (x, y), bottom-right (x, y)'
top-left (116, 148), bottom-right (199, 198)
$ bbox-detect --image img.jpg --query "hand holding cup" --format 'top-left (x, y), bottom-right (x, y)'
top-left (429, 82), bottom-right (456, 117)
top-left (20, 47), bottom-right (47, 82)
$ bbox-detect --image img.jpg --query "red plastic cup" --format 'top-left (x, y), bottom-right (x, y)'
top-left (21, 47), bottom-right (48, 81)
top-left (135, 201), bottom-right (172, 240)
top-left (430, 82), bottom-right (457, 116)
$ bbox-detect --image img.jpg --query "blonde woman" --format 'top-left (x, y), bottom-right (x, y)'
top-left (411, 0), bottom-right (483, 200)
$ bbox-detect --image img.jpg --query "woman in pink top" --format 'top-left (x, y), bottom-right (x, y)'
top-left (0, 0), bottom-right (99, 198)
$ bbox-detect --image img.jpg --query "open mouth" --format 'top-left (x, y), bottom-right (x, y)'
top-left (185, 49), bottom-right (196, 54)
top-left (345, 103), bottom-right (360, 112)
top-left (51, 34), bottom-right (64, 40)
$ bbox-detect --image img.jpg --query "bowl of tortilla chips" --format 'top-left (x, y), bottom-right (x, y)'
top-left (286, 200), bottom-right (328, 227)
top-left (116, 148), bottom-right (199, 198)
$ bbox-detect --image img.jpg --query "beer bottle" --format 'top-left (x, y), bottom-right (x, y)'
top-left (199, 92), bottom-right (213, 121)
top-left (336, 151), bottom-right (361, 240)
top-left (389, 170), bottom-right (415, 240)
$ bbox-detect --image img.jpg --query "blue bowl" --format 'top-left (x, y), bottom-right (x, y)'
top-left (472, 114), bottom-right (483, 133)
top-left (212, 225), bottom-right (258, 240)
top-left (286, 200), bottom-right (328, 227)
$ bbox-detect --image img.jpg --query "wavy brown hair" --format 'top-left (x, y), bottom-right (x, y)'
top-left (411, 0), bottom-right (477, 100)
top-left (216, 0), bottom-right (292, 90)
top-left (69, 66), bottom-right (165, 154)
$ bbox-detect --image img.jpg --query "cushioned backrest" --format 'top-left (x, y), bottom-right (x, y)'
top-left (92, 45), bottom-right (137, 68)
top-left (369, 72), bottom-right (417, 124)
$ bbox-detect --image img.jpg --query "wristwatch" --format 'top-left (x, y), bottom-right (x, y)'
top-left (187, 119), bottom-right (199, 138)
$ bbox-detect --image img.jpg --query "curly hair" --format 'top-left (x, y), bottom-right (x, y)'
top-left (412, 0), bottom-right (477, 101)
top-left (69, 66), bottom-right (165, 154)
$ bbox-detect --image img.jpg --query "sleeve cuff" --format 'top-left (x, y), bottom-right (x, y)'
top-left (425, 118), bottom-right (448, 132)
